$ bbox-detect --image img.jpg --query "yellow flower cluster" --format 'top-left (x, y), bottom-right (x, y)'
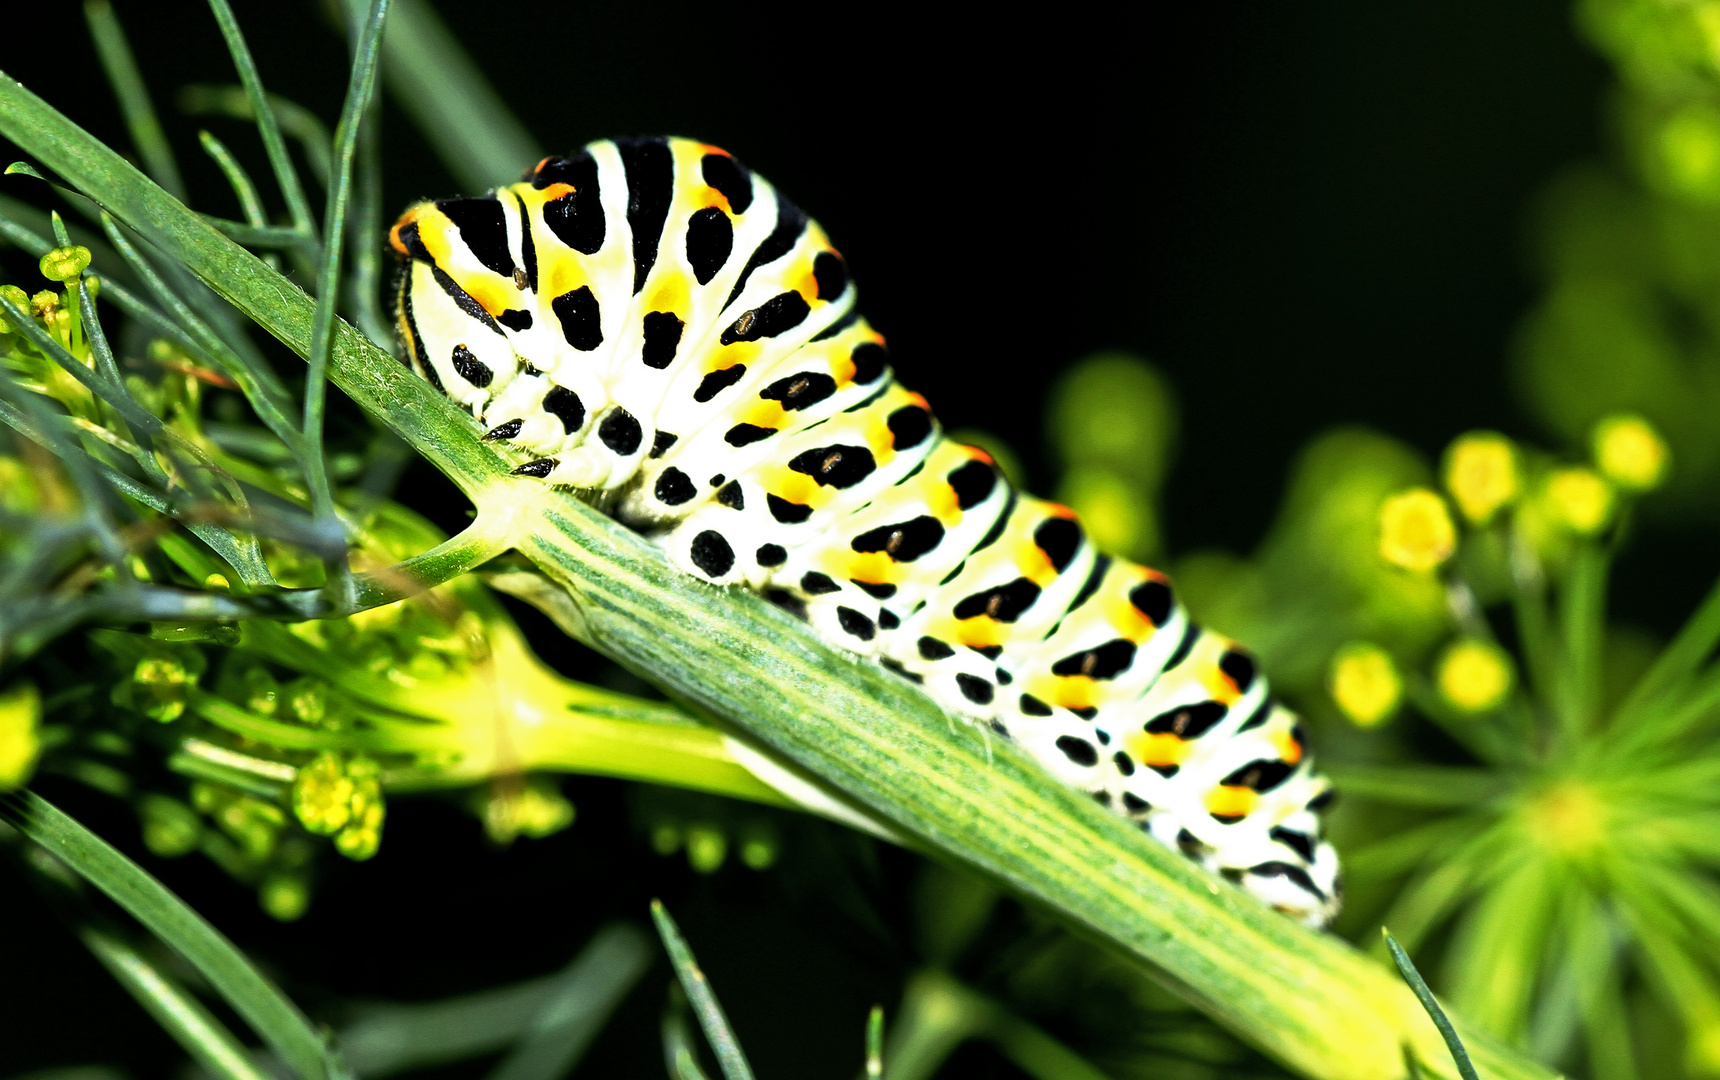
top-left (291, 752), bottom-right (386, 860)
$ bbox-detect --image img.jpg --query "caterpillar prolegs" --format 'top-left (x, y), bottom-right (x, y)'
top-left (390, 138), bottom-right (1341, 926)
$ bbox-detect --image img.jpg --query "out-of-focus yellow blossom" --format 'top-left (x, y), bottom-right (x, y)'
top-left (130, 656), bottom-right (193, 722)
top-left (139, 794), bottom-right (201, 857)
top-left (685, 824), bottom-right (728, 874)
top-left (1545, 468), bottom-right (1615, 534)
top-left (1437, 639), bottom-right (1514, 714)
top-left (333, 756), bottom-right (384, 860)
top-left (1327, 642), bottom-right (1403, 727)
top-left (482, 778), bottom-right (576, 844)
top-left (259, 874), bottom-right (310, 922)
top-left (0, 683), bottom-right (43, 790)
top-left (1593, 414), bottom-right (1669, 492)
top-left (1444, 432), bottom-right (1520, 524)
top-left (1378, 489), bottom-right (1457, 572)
top-left (1658, 102), bottom-right (1720, 199)
top-left (292, 752), bottom-right (356, 834)
top-left (38, 244), bottom-right (91, 282)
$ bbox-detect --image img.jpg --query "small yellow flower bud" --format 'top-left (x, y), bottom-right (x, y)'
top-left (38, 245), bottom-right (91, 283)
top-left (139, 795), bottom-right (202, 857)
top-left (31, 290), bottom-right (59, 319)
top-left (1436, 639), bottom-right (1513, 713)
top-left (1443, 432), bottom-right (1520, 524)
top-left (1327, 642), bottom-right (1402, 727)
top-left (1592, 414), bottom-right (1669, 492)
top-left (1545, 468), bottom-right (1614, 535)
top-left (132, 656), bottom-right (192, 722)
top-left (334, 801), bottom-right (384, 861)
top-left (0, 683), bottom-right (43, 790)
top-left (0, 284), bottom-right (27, 311)
top-left (292, 752), bottom-right (355, 835)
top-left (259, 874), bottom-right (310, 921)
top-left (1378, 489), bottom-right (1457, 572)
top-left (483, 778), bottom-right (575, 844)
top-left (685, 824), bottom-right (728, 874)
top-left (739, 824), bottom-right (779, 870)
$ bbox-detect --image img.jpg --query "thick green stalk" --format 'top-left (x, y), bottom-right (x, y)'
top-left (0, 71), bottom-right (1562, 1080)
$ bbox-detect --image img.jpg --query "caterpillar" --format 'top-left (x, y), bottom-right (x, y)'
top-left (389, 138), bottom-right (1341, 926)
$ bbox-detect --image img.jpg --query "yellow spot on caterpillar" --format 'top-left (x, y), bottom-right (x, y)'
top-left (1206, 786), bottom-right (1258, 820)
top-left (1128, 732), bottom-right (1190, 769)
top-left (1054, 677), bottom-right (1096, 711)
top-left (646, 274), bottom-right (690, 318)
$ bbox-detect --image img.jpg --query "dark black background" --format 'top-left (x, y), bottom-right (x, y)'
top-left (0, 2), bottom-right (1609, 1077)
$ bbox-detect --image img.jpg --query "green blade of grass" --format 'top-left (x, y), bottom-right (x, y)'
top-left (0, 792), bottom-right (337, 1080)
top-left (380, 0), bottom-right (539, 191)
top-left (78, 926), bottom-right (273, 1080)
top-left (1383, 930), bottom-right (1481, 1080)
top-left (83, 1), bottom-right (185, 201)
top-left (651, 900), bottom-right (756, 1080)
top-left (0, 70), bottom-right (1562, 1080)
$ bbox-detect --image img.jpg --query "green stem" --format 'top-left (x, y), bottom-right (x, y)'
top-left (1615, 570), bottom-right (1720, 729)
top-left (1555, 543), bottom-right (1607, 744)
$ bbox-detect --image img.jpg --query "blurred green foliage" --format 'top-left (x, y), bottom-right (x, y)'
top-left (1515, 0), bottom-right (1720, 518)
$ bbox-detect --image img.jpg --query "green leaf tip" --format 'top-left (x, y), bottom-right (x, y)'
top-left (1383, 928), bottom-right (1481, 1080)
top-left (5, 161), bottom-right (46, 179)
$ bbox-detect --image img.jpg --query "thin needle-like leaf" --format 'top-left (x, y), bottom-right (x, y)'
top-left (484, 924), bottom-right (653, 1080)
top-left (867, 1006), bottom-right (885, 1080)
top-left (1, 793), bottom-right (337, 1080)
top-left (179, 85), bottom-right (333, 188)
top-left (198, 130), bottom-right (268, 227)
top-left (203, 0), bottom-right (316, 237)
top-left (83, 1), bottom-right (185, 200)
top-left (1384, 930), bottom-right (1481, 1080)
top-left (79, 926), bottom-right (273, 1080)
top-left (650, 900), bottom-right (756, 1080)
top-left (303, 0), bottom-right (391, 597)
